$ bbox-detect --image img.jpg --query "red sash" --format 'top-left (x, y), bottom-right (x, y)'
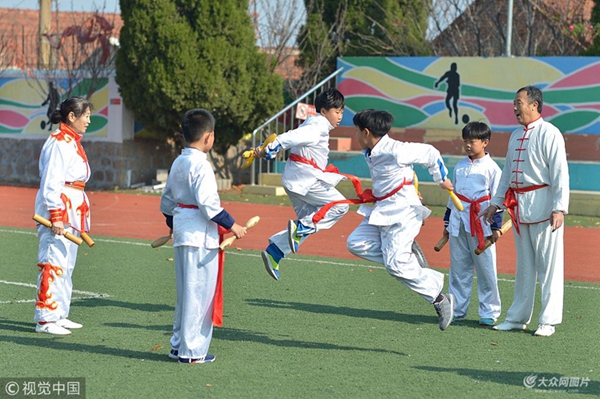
top-left (455, 193), bottom-right (491, 250)
top-left (177, 203), bottom-right (226, 327)
top-left (213, 226), bottom-right (229, 327)
top-left (503, 184), bottom-right (549, 235)
top-left (177, 203), bottom-right (198, 209)
top-left (288, 154), bottom-right (412, 224)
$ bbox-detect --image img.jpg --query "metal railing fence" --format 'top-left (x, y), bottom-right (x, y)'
top-left (249, 67), bottom-right (344, 185)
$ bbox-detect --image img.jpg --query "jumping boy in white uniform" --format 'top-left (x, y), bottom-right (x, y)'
top-left (253, 88), bottom-right (347, 280)
top-left (481, 86), bottom-right (569, 337)
top-left (160, 109), bottom-right (246, 363)
top-left (443, 121), bottom-right (503, 326)
top-left (346, 109), bottom-right (455, 330)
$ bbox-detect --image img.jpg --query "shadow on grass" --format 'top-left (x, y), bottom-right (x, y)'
top-left (216, 327), bottom-right (407, 356)
top-left (75, 298), bottom-right (173, 312)
top-left (449, 319), bottom-right (534, 334)
top-left (0, 333), bottom-right (170, 363)
top-left (103, 322), bottom-right (171, 332)
top-left (413, 366), bottom-right (599, 395)
top-left (245, 298), bottom-right (437, 325)
top-left (0, 318), bottom-right (35, 334)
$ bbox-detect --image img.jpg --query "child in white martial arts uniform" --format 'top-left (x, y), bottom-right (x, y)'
top-left (160, 109), bottom-right (246, 364)
top-left (443, 121), bottom-right (503, 326)
top-left (481, 86), bottom-right (569, 337)
top-left (253, 88), bottom-right (348, 280)
top-left (34, 97), bottom-right (93, 336)
top-left (346, 109), bottom-right (455, 330)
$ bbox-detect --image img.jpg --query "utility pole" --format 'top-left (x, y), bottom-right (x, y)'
top-left (39, 0), bottom-right (51, 68)
top-left (505, 0), bottom-right (514, 56)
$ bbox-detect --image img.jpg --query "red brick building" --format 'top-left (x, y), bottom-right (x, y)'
top-left (0, 7), bottom-right (123, 70)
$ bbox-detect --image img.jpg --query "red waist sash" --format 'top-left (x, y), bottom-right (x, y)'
top-left (455, 193), bottom-right (491, 250)
top-left (503, 184), bottom-right (549, 235)
top-left (288, 154), bottom-right (412, 224)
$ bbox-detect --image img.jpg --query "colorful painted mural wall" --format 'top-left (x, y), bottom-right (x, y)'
top-left (0, 71), bottom-right (131, 142)
top-left (337, 57), bottom-right (600, 135)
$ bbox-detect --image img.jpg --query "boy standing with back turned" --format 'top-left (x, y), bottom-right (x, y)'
top-left (160, 109), bottom-right (246, 364)
top-left (443, 121), bottom-right (503, 326)
top-left (253, 88), bottom-right (348, 281)
top-left (346, 109), bottom-right (455, 330)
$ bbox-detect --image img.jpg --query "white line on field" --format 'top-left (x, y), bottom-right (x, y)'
top-left (2, 228), bottom-right (598, 291)
top-left (0, 280), bottom-right (110, 305)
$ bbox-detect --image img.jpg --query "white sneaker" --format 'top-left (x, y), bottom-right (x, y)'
top-left (56, 319), bottom-right (83, 329)
top-left (493, 321), bottom-right (527, 331)
top-left (35, 322), bottom-right (72, 335)
top-left (534, 324), bottom-right (555, 337)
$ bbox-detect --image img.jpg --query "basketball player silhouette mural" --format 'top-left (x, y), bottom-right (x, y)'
top-left (434, 62), bottom-right (462, 125)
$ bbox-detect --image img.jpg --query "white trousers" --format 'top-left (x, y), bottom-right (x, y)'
top-left (35, 225), bottom-right (79, 322)
top-left (504, 223), bottom-right (564, 326)
top-left (171, 246), bottom-right (218, 360)
top-left (448, 222), bottom-right (501, 320)
top-left (346, 212), bottom-right (444, 303)
top-left (269, 180), bottom-right (348, 257)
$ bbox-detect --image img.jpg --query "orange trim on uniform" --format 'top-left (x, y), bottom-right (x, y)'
top-left (35, 262), bottom-right (64, 311)
top-left (57, 122), bottom-right (89, 163)
top-left (49, 209), bottom-right (63, 223)
top-left (65, 181), bottom-right (86, 190)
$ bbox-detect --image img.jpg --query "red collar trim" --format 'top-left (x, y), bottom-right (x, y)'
top-left (60, 122), bottom-right (82, 142)
top-left (524, 116), bottom-right (543, 131)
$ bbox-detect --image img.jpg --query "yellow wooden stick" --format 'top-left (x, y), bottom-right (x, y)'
top-left (475, 220), bottom-right (513, 255)
top-left (32, 214), bottom-right (83, 246)
top-left (448, 190), bottom-right (464, 211)
top-left (220, 216), bottom-right (260, 250)
top-left (241, 133), bottom-right (278, 169)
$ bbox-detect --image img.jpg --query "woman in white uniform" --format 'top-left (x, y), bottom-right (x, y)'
top-left (34, 96), bottom-right (93, 335)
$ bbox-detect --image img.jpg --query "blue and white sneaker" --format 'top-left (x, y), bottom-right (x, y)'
top-left (179, 353), bottom-right (216, 364)
top-left (287, 220), bottom-right (315, 254)
top-left (287, 220), bottom-right (301, 254)
top-left (261, 250), bottom-right (280, 281)
top-left (168, 349), bottom-right (178, 360)
top-left (479, 318), bottom-right (496, 326)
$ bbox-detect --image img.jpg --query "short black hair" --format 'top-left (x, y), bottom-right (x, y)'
top-left (315, 87), bottom-right (345, 113)
top-left (352, 109), bottom-right (393, 138)
top-left (462, 121), bottom-right (491, 141)
top-left (517, 85), bottom-right (544, 113)
top-left (50, 96), bottom-right (93, 125)
top-left (181, 109), bottom-right (215, 143)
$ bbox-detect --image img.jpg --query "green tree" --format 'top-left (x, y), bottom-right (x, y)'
top-left (583, 2), bottom-right (600, 55)
top-left (116, 0), bottom-right (283, 156)
top-left (296, 0), bottom-right (432, 88)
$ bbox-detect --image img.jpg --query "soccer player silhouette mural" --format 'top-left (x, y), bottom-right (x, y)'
top-left (435, 62), bottom-right (464, 125)
top-left (41, 81), bottom-right (61, 131)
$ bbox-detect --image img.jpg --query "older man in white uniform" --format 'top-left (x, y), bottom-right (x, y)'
top-left (480, 86), bottom-right (569, 337)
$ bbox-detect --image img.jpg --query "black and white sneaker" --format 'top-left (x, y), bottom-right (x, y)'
top-left (179, 354), bottom-right (216, 364)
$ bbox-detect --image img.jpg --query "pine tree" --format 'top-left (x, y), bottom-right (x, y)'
top-left (116, 0), bottom-right (283, 155)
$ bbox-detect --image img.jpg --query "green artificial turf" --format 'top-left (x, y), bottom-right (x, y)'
top-left (0, 227), bottom-right (598, 398)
